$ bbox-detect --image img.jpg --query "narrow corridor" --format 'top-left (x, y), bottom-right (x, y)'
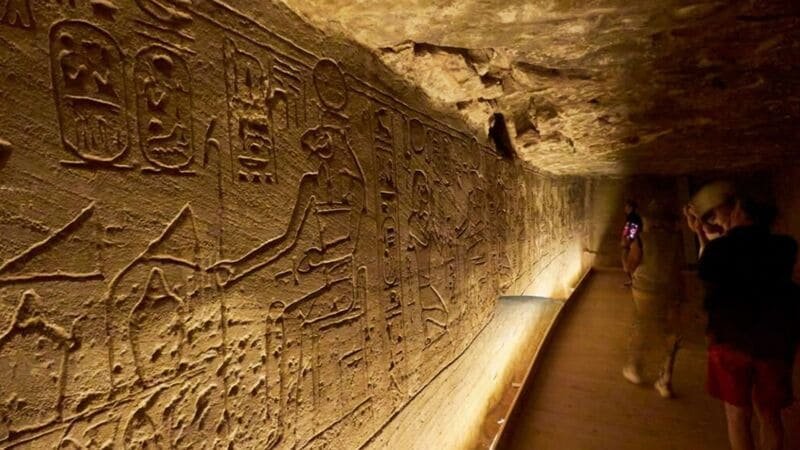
top-left (501, 271), bottom-right (800, 450)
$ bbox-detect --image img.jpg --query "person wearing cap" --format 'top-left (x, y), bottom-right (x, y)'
top-left (685, 181), bottom-right (798, 450)
top-left (622, 200), bottom-right (685, 398)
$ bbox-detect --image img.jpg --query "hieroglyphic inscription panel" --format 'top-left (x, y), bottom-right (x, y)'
top-left (0, 1), bottom-right (590, 447)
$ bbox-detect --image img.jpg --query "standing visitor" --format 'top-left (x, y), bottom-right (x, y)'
top-left (621, 199), bottom-right (643, 286)
top-left (622, 200), bottom-right (685, 398)
top-left (685, 181), bottom-right (799, 450)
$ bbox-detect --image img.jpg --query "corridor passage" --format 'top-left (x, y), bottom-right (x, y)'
top-left (501, 271), bottom-right (800, 450)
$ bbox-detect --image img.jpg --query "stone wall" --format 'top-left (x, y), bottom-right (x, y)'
top-left (0, 1), bottom-right (590, 448)
top-left (587, 176), bottom-right (688, 269)
top-left (772, 165), bottom-right (800, 282)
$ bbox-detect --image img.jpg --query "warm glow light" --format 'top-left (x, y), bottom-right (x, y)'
top-left (373, 296), bottom-right (563, 449)
top-left (522, 239), bottom-right (589, 299)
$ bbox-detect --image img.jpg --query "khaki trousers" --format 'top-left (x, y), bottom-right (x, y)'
top-left (628, 287), bottom-right (682, 383)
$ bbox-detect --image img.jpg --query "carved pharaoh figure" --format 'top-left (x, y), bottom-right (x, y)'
top-left (104, 205), bottom-right (205, 392)
top-left (210, 124), bottom-right (369, 444)
top-left (210, 124), bottom-right (366, 284)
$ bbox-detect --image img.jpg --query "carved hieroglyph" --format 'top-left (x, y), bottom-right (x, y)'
top-left (0, 1), bottom-right (588, 448)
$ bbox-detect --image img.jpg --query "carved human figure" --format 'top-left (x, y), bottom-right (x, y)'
top-left (0, 291), bottom-right (76, 439)
top-left (135, 45), bottom-right (194, 172)
top-left (407, 170), bottom-right (448, 344)
top-left (457, 172), bottom-right (487, 265)
top-left (209, 124), bottom-right (368, 443)
top-left (210, 124), bottom-right (366, 284)
top-left (129, 267), bottom-right (186, 386)
top-left (453, 147), bottom-right (488, 330)
top-left (50, 20), bottom-right (129, 166)
top-left (104, 205), bottom-right (204, 393)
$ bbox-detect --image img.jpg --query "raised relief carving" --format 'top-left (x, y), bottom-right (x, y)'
top-left (210, 124), bottom-right (366, 286)
top-left (0, 203), bottom-right (101, 285)
top-left (223, 38), bottom-right (276, 184)
top-left (408, 118), bottom-right (425, 158)
top-left (453, 141), bottom-right (489, 331)
top-left (134, 0), bottom-right (191, 26)
top-left (56, 409), bottom-right (121, 449)
top-left (50, 20), bottom-right (131, 168)
top-left (90, 0), bottom-right (120, 21)
top-left (0, 0), bottom-right (32, 29)
top-left (408, 170), bottom-right (448, 345)
top-left (0, 1), bottom-right (591, 446)
top-left (494, 163), bottom-right (514, 291)
top-left (371, 107), bottom-right (407, 403)
top-left (128, 267), bottom-right (186, 385)
top-left (0, 290), bottom-right (77, 439)
top-left (312, 58), bottom-right (347, 112)
top-left (264, 300), bottom-right (285, 449)
top-left (270, 58), bottom-right (304, 130)
top-left (209, 123), bottom-right (369, 446)
top-left (105, 204), bottom-right (201, 392)
top-left (122, 402), bottom-right (166, 448)
top-left (0, 138), bottom-right (10, 170)
top-left (425, 129), bottom-right (459, 303)
top-left (134, 44), bottom-right (195, 174)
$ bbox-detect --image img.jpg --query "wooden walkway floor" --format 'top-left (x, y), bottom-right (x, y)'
top-left (500, 271), bottom-right (800, 450)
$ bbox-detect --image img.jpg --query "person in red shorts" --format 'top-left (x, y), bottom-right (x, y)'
top-left (685, 181), bottom-right (799, 450)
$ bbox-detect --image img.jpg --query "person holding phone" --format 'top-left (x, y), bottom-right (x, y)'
top-left (621, 199), bottom-right (643, 286)
top-left (622, 200), bottom-right (685, 397)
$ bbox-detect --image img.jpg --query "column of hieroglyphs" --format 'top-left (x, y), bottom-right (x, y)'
top-left (0, 0), bottom-right (590, 448)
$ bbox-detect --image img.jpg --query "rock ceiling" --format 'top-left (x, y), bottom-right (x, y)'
top-left (279, 0), bottom-right (800, 175)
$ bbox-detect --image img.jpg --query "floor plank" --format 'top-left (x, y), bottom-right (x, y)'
top-left (500, 271), bottom-right (800, 450)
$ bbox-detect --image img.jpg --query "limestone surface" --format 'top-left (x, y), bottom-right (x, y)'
top-left (0, 0), bottom-right (590, 448)
top-left (280, 0), bottom-right (800, 175)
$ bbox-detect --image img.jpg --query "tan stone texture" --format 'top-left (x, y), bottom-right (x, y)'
top-left (0, 1), bottom-right (589, 448)
top-left (280, 0), bottom-right (800, 175)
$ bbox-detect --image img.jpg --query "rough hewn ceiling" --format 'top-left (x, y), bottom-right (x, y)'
top-left (278, 0), bottom-right (800, 175)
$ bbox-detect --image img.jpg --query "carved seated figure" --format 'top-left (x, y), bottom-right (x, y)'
top-left (209, 124), bottom-right (366, 287)
top-left (208, 124), bottom-right (370, 446)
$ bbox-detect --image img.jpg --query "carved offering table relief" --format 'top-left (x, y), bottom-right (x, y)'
top-left (0, 1), bottom-right (589, 448)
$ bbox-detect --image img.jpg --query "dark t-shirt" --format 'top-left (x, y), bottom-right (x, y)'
top-left (698, 225), bottom-right (799, 359)
top-left (622, 211), bottom-right (643, 242)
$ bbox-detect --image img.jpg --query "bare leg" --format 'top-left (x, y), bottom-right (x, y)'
top-left (624, 290), bottom-right (647, 384)
top-left (655, 333), bottom-right (680, 397)
top-left (754, 405), bottom-right (784, 450)
top-left (621, 245), bottom-right (632, 285)
top-left (724, 402), bottom-right (755, 450)
top-left (655, 300), bottom-right (682, 397)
